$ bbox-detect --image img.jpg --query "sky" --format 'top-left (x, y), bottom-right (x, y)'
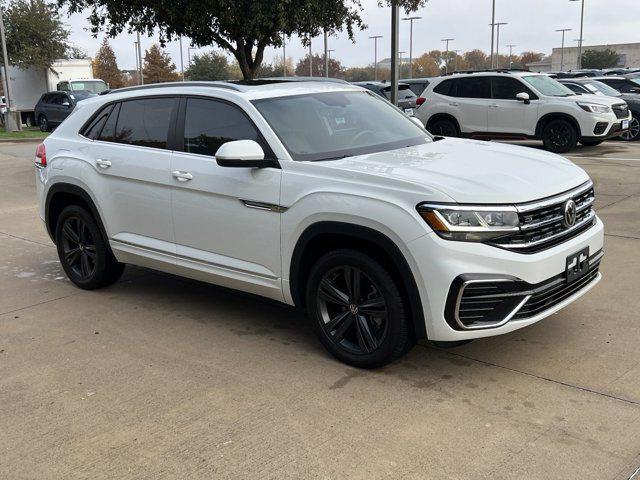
top-left (64, 0), bottom-right (640, 72)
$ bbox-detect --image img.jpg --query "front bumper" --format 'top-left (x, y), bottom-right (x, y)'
top-left (408, 216), bottom-right (604, 341)
top-left (580, 113), bottom-right (632, 140)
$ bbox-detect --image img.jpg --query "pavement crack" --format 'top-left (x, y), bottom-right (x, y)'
top-left (423, 346), bottom-right (640, 407)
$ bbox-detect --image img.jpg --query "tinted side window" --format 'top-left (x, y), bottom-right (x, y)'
top-left (83, 104), bottom-right (114, 139)
top-left (433, 79), bottom-right (455, 96)
top-left (491, 77), bottom-right (535, 100)
top-left (98, 103), bottom-right (121, 142)
top-left (113, 98), bottom-right (175, 149)
top-left (408, 82), bottom-right (427, 96)
top-left (456, 77), bottom-right (490, 99)
top-left (183, 98), bottom-right (262, 156)
top-left (563, 83), bottom-right (586, 94)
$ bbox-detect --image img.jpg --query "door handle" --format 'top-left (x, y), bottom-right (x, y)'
top-left (96, 159), bottom-right (111, 168)
top-left (172, 171), bottom-right (193, 182)
top-left (449, 102), bottom-right (459, 107)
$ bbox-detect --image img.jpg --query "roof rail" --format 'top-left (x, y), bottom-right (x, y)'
top-left (445, 68), bottom-right (531, 76)
top-left (230, 76), bottom-right (349, 85)
top-left (100, 81), bottom-right (244, 95)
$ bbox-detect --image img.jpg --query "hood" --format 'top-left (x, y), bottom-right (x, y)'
top-left (319, 138), bottom-right (590, 204)
top-left (568, 93), bottom-right (626, 106)
top-left (620, 93), bottom-right (640, 105)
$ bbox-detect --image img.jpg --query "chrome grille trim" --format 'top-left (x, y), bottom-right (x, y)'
top-left (515, 181), bottom-right (593, 214)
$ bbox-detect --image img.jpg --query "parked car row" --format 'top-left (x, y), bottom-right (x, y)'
top-left (547, 68), bottom-right (640, 79)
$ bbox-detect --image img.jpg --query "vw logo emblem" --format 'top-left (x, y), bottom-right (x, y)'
top-left (348, 304), bottom-right (359, 315)
top-left (563, 199), bottom-right (577, 227)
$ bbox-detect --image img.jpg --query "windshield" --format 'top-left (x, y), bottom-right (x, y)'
top-left (70, 81), bottom-right (108, 94)
top-left (632, 78), bottom-right (640, 87)
top-left (522, 75), bottom-right (576, 97)
top-left (584, 81), bottom-right (622, 97)
top-left (252, 91), bottom-right (429, 162)
top-left (69, 90), bottom-right (97, 101)
top-left (382, 85), bottom-right (417, 100)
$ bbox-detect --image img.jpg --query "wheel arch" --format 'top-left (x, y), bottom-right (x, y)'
top-left (45, 183), bottom-right (111, 253)
top-left (426, 113), bottom-right (461, 134)
top-left (535, 112), bottom-right (582, 139)
top-left (289, 221), bottom-right (427, 340)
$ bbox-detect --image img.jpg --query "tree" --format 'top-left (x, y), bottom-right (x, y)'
top-left (520, 51), bottom-right (544, 68)
top-left (582, 49), bottom-right (620, 69)
top-left (185, 51), bottom-right (230, 80)
top-left (412, 53), bottom-right (440, 77)
top-left (295, 53), bottom-right (343, 78)
top-left (464, 50), bottom-right (490, 71)
top-left (93, 38), bottom-right (124, 88)
top-left (256, 56), bottom-right (294, 78)
top-left (343, 66), bottom-right (375, 82)
top-left (143, 44), bottom-right (179, 83)
top-left (59, 0), bottom-right (427, 80)
top-left (65, 45), bottom-right (89, 59)
top-left (3, 0), bottom-right (69, 68)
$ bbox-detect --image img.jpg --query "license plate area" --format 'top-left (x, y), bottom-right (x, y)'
top-left (404, 108), bottom-right (414, 116)
top-left (566, 247), bottom-right (589, 284)
top-left (622, 119), bottom-right (630, 130)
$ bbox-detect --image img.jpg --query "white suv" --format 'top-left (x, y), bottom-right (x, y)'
top-left (35, 80), bottom-right (604, 368)
top-left (415, 71), bottom-right (632, 153)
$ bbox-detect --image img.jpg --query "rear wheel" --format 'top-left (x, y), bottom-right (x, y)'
top-left (620, 115), bottom-right (640, 141)
top-left (38, 115), bottom-right (50, 132)
top-left (428, 118), bottom-right (459, 137)
top-left (542, 118), bottom-right (578, 153)
top-left (306, 249), bottom-right (413, 368)
top-left (55, 205), bottom-right (124, 290)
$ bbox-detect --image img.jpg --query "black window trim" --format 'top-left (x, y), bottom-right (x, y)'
top-left (174, 95), bottom-right (277, 162)
top-left (489, 76), bottom-right (539, 101)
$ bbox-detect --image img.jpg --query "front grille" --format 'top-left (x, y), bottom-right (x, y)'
top-left (613, 103), bottom-right (629, 120)
top-left (490, 182), bottom-right (596, 254)
top-left (445, 251), bottom-right (603, 330)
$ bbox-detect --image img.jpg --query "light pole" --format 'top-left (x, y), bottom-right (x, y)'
top-left (0, 4), bottom-right (18, 131)
top-left (570, 0), bottom-right (585, 69)
top-left (136, 31), bottom-right (144, 85)
top-left (506, 44), bottom-right (516, 68)
top-left (556, 28), bottom-right (572, 71)
top-left (399, 51), bottom-right (406, 78)
top-left (402, 16), bottom-right (422, 79)
top-left (489, 22), bottom-right (507, 68)
top-left (308, 38), bottom-right (313, 77)
top-left (369, 35), bottom-right (383, 81)
top-left (134, 41), bottom-right (139, 83)
top-left (179, 36), bottom-right (185, 81)
top-left (282, 34), bottom-right (287, 77)
top-left (490, 0), bottom-right (496, 68)
top-left (324, 30), bottom-right (329, 77)
top-left (390, 3), bottom-right (400, 105)
top-left (441, 38), bottom-right (454, 74)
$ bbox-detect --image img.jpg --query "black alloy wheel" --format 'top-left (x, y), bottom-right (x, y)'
top-left (39, 115), bottom-right (50, 132)
top-left (429, 119), bottom-right (459, 137)
top-left (306, 250), bottom-right (413, 368)
top-left (55, 205), bottom-right (125, 289)
top-left (316, 265), bottom-right (388, 355)
top-left (543, 119), bottom-right (578, 153)
top-left (620, 116), bottom-right (640, 141)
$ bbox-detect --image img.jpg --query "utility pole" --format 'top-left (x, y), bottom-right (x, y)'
top-left (402, 16), bottom-right (421, 79)
top-left (369, 35), bottom-right (383, 81)
top-left (134, 41), bottom-right (139, 84)
top-left (570, 0), bottom-right (585, 69)
top-left (556, 28), bottom-right (571, 71)
top-left (179, 36), bottom-right (185, 81)
top-left (324, 30), bottom-right (329, 77)
top-left (506, 44), bottom-right (516, 68)
top-left (0, 4), bottom-right (19, 131)
top-left (308, 38), bottom-right (313, 77)
top-left (136, 31), bottom-right (144, 85)
top-left (282, 34), bottom-right (287, 77)
top-left (490, 22), bottom-right (507, 68)
top-left (441, 38), bottom-right (454, 74)
top-left (390, 3), bottom-right (400, 105)
top-left (490, 0), bottom-right (496, 68)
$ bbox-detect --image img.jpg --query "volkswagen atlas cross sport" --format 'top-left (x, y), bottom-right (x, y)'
top-left (35, 79), bottom-right (604, 368)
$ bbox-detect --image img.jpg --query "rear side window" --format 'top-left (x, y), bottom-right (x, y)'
top-left (456, 77), bottom-right (490, 99)
top-left (111, 98), bottom-right (175, 149)
top-left (183, 98), bottom-right (262, 156)
top-left (82, 104), bottom-right (114, 139)
top-left (408, 82), bottom-right (428, 96)
top-left (98, 103), bottom-right (121, 142)
top-left (433, 79), bottom-right (455, 96)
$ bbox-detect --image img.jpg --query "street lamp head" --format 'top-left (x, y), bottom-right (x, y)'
top-left (402, 16), bottom-right (422, 21)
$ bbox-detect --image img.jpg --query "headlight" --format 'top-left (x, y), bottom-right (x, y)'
top-left (417, 204), bottom-right (520, 242)
top-left (577, 102), bottom-right (612, 114)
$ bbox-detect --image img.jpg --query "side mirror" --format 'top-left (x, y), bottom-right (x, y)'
top-left (215, 140), bottom-right (276, 168)
top-left (516, 92), bottom-right (530, 104)
top-left (62, 101), bottom-right (70, 107)
top-left (410, 117), bottom-right (424, 129)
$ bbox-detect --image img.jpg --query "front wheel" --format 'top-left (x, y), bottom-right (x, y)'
top-left (306, 249), bottom-right (414, 368)
top-left (55, 205), bottom-right (125, 290)
top-left (542, 119), bottom-right (578, 153)
top-left (620, 116), bottom-right (640, 141)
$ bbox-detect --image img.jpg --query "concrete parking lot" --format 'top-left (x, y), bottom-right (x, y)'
top-left (1, 140), bottom-right (639, 480)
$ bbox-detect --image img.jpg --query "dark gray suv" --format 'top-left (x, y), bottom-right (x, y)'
top-left (35, 90), bottom-right (96, 132)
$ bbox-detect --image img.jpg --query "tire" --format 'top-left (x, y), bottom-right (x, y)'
top-left (542, 118), bottom-right (578, 153)
top-left (580, 140), bottom-right (604, 147)
top-left (306, 249), bottom-right (414, 368)
top-left (620, 115), bottom-right (640, 141)
top-left (38, 115), bottom-right (50, 132)
top-left (55, 205), bottom-right (125, 290)
top-left (428, 117), bottom-right (459, 137)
